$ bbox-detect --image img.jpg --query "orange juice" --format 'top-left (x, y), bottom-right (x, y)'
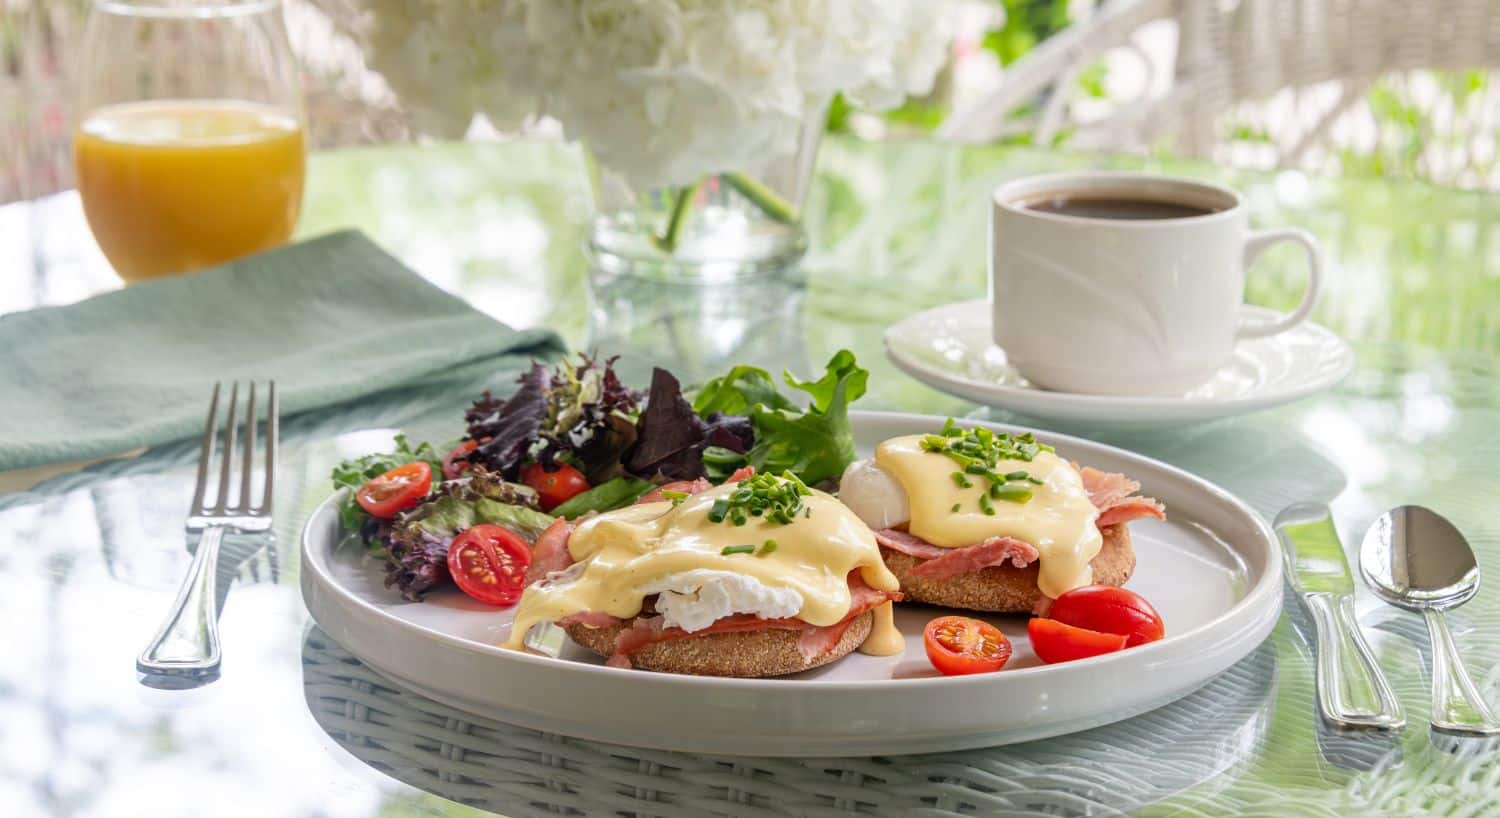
top-left (74, 99), bottom-right (305, 282)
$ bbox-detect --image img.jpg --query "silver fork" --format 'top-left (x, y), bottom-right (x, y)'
top-left (137, 382), bottom-right (278, 678)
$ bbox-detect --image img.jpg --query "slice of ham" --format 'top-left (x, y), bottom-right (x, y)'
top-left (1097, 497), bottom-right (1166, 528)
top-left (872, 528), bottom-right (951, 559)
top-left (591, 572), bottom-right (900, 669)
top-left (1080, 466), bottom-right (1165, 525)
top-left (909, 536), bottom-right (1039, 579)
top-left (637, 478), bottom-right (712, 504)
top-left (635, 466), bottom-right (754, 505)
top-left (875, 528), bottom-right (1039, 573)
top-left (874, 465), bottom-right (1164, 578)
top-left (524, 517), bottom-right (575, 585)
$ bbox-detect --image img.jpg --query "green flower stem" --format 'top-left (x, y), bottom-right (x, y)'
top-left (655, 181), bottom-right (700, 253)
top-left (723, 171), bottom-right (797, 224)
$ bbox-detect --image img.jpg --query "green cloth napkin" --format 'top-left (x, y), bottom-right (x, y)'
top-left (0, 230), bottom-right (564, 473)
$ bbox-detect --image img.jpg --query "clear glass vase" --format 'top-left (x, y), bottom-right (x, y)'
top-left (586, 112), bottom-right (823, 280)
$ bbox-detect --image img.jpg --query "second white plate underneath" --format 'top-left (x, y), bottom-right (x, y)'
top-left (885, 299), bottom-right (1353, 425)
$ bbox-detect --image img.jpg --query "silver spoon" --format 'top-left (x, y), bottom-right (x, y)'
top-left (1360, 505), bottom-right (1500, 736)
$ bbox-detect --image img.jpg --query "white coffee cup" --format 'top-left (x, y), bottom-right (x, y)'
top-left (990, 171), bottom-right (1321, 396)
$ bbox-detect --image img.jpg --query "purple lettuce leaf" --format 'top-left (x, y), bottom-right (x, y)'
top-left (465, 362), bottom-right (552, 480)
top-left (624, 368), bottom-right (752, 481)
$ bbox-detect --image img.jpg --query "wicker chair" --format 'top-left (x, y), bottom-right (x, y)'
top-left (938, 0), bottom-right (1500, 189)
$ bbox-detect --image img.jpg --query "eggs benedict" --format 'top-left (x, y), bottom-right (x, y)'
top-left (839, 421), bottom-right (1164, 613)
top-left (504, 468), bottom-right (903, 676)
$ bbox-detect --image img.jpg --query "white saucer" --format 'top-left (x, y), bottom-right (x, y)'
top-left (884, 299), bottom-right (1353, 426)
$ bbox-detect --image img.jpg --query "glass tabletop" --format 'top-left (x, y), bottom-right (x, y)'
top-left (4, 137), bottom-right (1500, 817)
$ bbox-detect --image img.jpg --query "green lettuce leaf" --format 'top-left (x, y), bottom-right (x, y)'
top-left (402, 492), bottom-right (556, 543)
top-left (781, 348), bottom-right (868, 411)
top-left (694, 350), bottom-right (869, 486)
top-left (746, 359), bottom-right (863, 485)
top-left (691, 365), bottom-right (795, 416)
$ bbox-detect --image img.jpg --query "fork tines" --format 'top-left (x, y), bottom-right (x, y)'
top-left (188, 381), bottom-right (278, 530)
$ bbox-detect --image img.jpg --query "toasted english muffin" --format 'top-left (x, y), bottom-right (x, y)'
top-left (881, 524), bottom-right (1135, 614)
top-left (565, 611), bottom-right (873, 677)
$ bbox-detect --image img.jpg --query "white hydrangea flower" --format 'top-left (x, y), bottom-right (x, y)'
top-left (353, 0), bottom-right (953, 189)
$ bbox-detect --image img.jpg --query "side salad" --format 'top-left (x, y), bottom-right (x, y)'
top-left (331, 351), bottom-right (870, 604)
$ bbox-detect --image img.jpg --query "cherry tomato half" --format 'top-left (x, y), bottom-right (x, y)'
top-left (356, 461), bottom-right (432, 519)
top-left (1048, 585), bottom-right (1165, 647)
top-left (447, 524), bottom-right (532, 606)
top-left (923, 615), bottom-right (1013, 676)
top-left (442, 440), bottom-right (479, 480)
top-left (1027, 617), bottom-right (1128, 664)
top-left (521, 461), bottom-right (590, 511)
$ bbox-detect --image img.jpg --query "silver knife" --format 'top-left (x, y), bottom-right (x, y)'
top-left (1275, 502), bottom-right (1405, 730)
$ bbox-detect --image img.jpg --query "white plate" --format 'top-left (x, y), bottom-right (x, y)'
top-left (885, 299), bottom-right (1353, 425)
top-left (301, 411), bottom-right (1282, 757)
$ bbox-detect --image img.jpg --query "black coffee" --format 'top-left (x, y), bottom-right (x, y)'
top-left (1021, 195), bottom-right (1218, 221)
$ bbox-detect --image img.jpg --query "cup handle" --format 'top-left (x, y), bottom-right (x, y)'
top-left (1237, 227), bottom-right (1322, 340)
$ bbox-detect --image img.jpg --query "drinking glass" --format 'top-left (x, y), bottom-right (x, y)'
top-left (74, 0), bottom-right (305, 283)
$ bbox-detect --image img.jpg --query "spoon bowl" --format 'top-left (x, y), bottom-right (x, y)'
top-left (1360, 505), bottom-right (1481, 611)
top-left (1360, 505), bottom-right (1500, 737)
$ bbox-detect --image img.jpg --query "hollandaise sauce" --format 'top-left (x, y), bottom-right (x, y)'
top-left (505, 478), bottom-right (903, 656)
top-left (875, 432), bottom-right (1101, 598)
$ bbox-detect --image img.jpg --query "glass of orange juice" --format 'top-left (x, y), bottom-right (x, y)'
top-left (74, 0), bottom-right (305, 283)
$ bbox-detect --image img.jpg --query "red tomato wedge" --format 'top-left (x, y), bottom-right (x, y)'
top-left (923, 616), bottom-right (1013, 676)
top-left (356, 461), bottom-right (432, 519)
top-left (1048, 585), bottom-right (1165, 647)
top-left (442, 440), bottom-right (479, 479)
top-left (521, 462), bottom-right (590, 511)
top-left (725, 465), bottom-right (756, 483)
top-left (1027, 618), bottom-right (1128, 664)
top-left (447, 524), bottom-right (532, 606)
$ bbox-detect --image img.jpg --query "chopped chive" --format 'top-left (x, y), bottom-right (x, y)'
top-left (660, 489), bottom-right (689, 505)
top-left (921, 420), bottom-right (1057, 503)
top-left (704, 471), bottom-right (813, 527)
top-left (950, 503), bottom-right (961, 513)
top-left (758, 540), bottom-right (778, 556)
top-left (992, 484), bottom-right (1034, 503)
top-left (721, 544), bottom-right (756, 556)
top-left (979, 492), bottom-right (996, 516)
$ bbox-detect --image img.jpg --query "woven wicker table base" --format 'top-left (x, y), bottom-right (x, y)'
top-left (302, 624), bottom-right (1280, 818)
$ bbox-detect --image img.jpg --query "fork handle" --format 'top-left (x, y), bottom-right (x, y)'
top-left (137, 527), bottom-right (225, 678)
